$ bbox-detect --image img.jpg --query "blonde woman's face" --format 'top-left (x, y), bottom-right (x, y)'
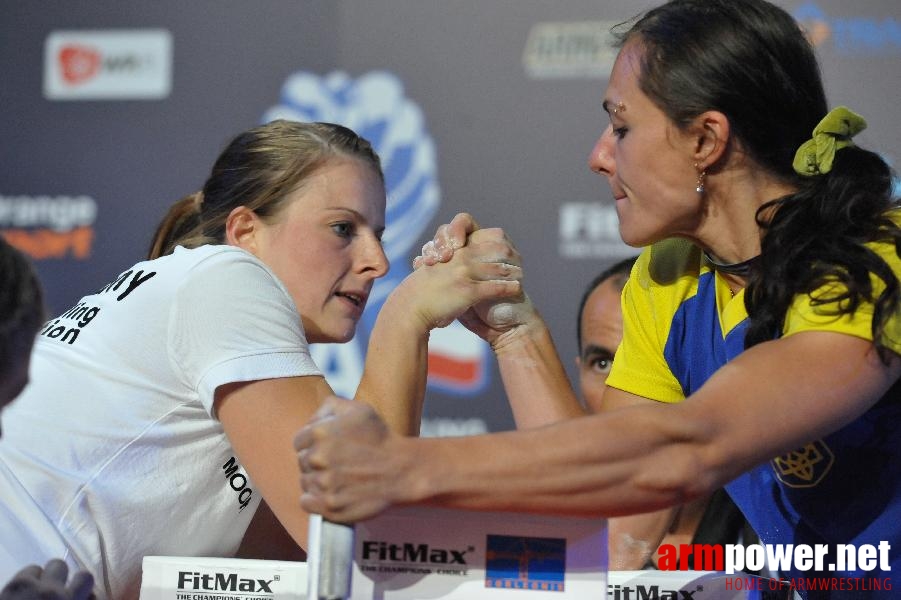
top-left (250, 159), bottom-right (388, 343)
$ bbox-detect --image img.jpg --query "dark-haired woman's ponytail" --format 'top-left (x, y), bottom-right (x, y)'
top-left (745, 108), bottom-right (901, 363)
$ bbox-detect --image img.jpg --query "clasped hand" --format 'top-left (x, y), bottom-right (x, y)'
top-left (395, 213), bottom-right (524, 332)
top-left (413, 213), bottom-right (538, 347)
top-left (0, 560), bottom-right (95, 600)
top-left (294, 396), bottom-right (403, 523)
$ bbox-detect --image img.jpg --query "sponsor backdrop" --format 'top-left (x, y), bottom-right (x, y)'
top-left (2, 1), bottom-right (900, 434)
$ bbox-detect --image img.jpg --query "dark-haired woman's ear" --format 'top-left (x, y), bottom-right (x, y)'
top-left (224, 206), bottom-right (259, 252)
top-left (691, 110), bottom-right (730, 170)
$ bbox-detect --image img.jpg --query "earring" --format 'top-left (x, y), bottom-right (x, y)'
top-left (695, 164), bottom-right (706, 194)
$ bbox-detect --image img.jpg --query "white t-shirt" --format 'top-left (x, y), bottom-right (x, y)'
top-left (0, 245), bottom-right (321, 600)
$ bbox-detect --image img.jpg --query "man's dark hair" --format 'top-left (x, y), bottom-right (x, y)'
top-left (576, 256), bottom-right (638, 349)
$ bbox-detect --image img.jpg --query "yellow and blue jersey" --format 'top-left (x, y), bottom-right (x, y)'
top-left (607, 234), bottom-right (901, 586)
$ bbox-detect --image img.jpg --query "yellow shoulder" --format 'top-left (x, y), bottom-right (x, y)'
top-left (633, 238), bottom-right (704, 291)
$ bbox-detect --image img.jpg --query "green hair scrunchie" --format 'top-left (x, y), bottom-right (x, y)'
top-left (792, 106), bottom-right (867, 176)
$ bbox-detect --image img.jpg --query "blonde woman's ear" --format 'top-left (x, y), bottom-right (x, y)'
top-left (224, 206), bottom-right (259, 251)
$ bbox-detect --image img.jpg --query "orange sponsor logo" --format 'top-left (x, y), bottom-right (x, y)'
top-left (1, 227), bottom-right (94, 260)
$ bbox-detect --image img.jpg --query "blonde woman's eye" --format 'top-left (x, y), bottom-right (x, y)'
top-left (331, 222), bottom-right (353, 237)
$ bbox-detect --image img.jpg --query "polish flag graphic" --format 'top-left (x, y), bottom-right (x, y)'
top-left (427, 322), bottom-right (488, 392)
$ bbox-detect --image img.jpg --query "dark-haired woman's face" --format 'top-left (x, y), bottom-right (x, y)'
top-left (588, 41), bottom-right (706, 247)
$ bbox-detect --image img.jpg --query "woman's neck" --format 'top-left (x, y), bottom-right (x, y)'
top-left (691, 165), bottom-right (796, 264)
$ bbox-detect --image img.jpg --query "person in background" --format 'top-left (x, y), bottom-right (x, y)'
top-left (295, 1), bottom-right (901, 596)
top-left (0, 237), bottom-right (43, 417)
top-left (0, 120), bottom-right (522, 600)
top-left (0, 237), bottom-right (95, 600)
top-left (577, 256), bottom-right (758, 571)
top-left (575, 257), bottom-right (637, 413)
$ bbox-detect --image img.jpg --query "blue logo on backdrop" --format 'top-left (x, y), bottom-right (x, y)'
top-left (262, 71), bottom-right (489, 397)
top-left (485, 535), bottom-right (567, 591)
top-left (794, 3), bottom-right (901, 55)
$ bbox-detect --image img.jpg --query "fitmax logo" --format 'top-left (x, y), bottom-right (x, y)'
top-left (177, 571), bottom-right (273, 593)
top-left (608, 583), bottom-right (700, 600)
top-left (558, 202), bottom-right (634, 259)
top-left (362, 540), bottom-right (470, 565)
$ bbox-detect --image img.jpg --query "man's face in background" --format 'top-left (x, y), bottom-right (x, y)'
top-left (577, 276), bottom-right (624, 413)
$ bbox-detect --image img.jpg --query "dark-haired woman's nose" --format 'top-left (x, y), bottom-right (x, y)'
top-left (588, 125), bottom-right (616, 177)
